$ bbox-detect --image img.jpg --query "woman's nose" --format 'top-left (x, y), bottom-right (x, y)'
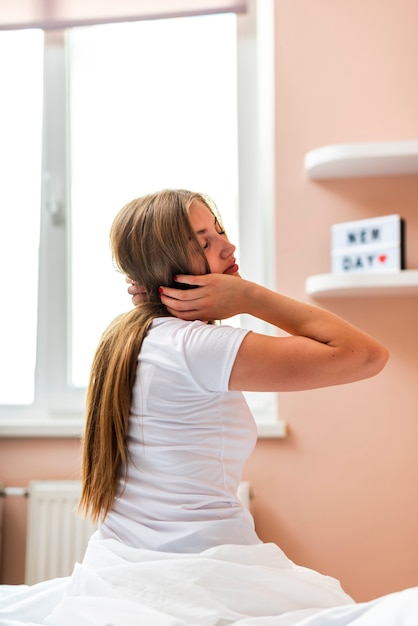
top-left (220, 238), bottom-right (236, 258)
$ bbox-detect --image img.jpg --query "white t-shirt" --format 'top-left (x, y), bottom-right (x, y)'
top-left (97, 317), bottom-right (261, 552)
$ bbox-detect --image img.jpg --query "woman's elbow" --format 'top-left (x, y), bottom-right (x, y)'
top-left (362, 342), bottom-right (389, 379)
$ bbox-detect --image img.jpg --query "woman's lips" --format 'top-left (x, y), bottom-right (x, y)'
top-left (224, 262), bottom-right (239, 274)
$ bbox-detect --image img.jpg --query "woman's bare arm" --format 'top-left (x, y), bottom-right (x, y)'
top-left (159, 274), bottom-right (389, 392)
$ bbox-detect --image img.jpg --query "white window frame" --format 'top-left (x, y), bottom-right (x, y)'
top-left (0, 0), bottom-right (286, 438)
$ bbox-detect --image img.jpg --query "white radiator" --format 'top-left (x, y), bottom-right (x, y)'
top-left (25, 480), bottom-right (97, 585)
top-left (13, 479), bottom-right (251, 585)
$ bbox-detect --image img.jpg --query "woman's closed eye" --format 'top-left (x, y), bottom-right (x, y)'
top-left (203, 229), bottom-right (226, 249)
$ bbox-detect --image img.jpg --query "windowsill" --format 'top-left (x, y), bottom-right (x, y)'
top-left (0, 417), bottom-right (84, 438)
top-left (0, 417), bottom-right (287, 439)
top-left (256, 420), bottom-right (287, 438)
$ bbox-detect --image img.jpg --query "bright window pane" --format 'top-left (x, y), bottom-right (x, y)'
top-left (0, 30), bottom-right (43, 404)
top-left (69, 15), bottom-right (238, 386)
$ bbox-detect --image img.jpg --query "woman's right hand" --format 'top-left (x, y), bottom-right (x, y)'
top-left (159, 273), bottom-right (247, 322)
top-left (126, 278), bottom-right (147, 306)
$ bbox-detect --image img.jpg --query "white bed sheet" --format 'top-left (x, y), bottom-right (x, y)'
top-left (0, 538), bottom-right (417, 625)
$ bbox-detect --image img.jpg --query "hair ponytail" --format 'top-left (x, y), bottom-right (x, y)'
top-left (78, 189), bottom-right (215, 521)
top-left (79, 303), bottom-right (167, 521)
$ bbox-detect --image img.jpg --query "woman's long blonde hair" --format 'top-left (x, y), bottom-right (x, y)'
top-left (78, 189), bottom-right (218, 522)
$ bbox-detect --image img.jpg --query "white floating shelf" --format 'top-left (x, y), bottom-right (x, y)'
top-left (306, 270), bottom-right (418, 298)
top-left (305, 140), bottom-right (418, 180)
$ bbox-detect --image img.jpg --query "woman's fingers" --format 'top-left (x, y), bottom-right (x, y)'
top-left (159, 274), bottom-right (244, 321)
top-left (125, 277), bottom-right (147, 305)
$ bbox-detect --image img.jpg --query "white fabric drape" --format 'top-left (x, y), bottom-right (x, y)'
top-left (0, 0), bottom-right (247, 30)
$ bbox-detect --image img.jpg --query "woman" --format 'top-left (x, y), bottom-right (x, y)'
top-left (68, 188), bottom-right (394, 622)
top-left (4, 189), bottom-right (418, 625)
top-left (79, 189), bottom-right (387, 545)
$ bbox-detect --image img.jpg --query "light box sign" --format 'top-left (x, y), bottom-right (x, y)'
top-left (331, 214), bottom-right (405, 274)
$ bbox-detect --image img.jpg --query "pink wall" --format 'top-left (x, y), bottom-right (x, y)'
top-left (1, 0), bottom-right (418, 603)
top-left (242, 0), bottom-right (418, 603)
top-left (0, 439), bottom-right (81, 584)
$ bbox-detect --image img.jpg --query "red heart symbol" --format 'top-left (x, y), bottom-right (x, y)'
top-left (378, 254), bottom-right (387, 263)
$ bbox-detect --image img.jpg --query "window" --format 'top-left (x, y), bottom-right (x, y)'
top-left (0, 29), bottom-right (43, 405)
top-left (68, 14), bottom-right (239, 387)
top-left (0, 0), bottom-right (281, 436)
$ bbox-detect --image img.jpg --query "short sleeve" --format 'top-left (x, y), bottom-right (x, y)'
top-left (181, 322), bottom-right (250, 393)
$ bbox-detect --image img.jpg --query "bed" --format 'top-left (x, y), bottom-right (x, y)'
top-left (0, 538), bottom-right (417, 625)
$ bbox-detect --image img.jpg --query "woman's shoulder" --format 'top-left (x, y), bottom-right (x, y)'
top-left (150, 317), bottom-right (248, 339)
top-left (146, 318), bottom-right (250, 392)
top-left (150, 316), bottom-right (204, 336)
top-left (151, 316), bottom-right (201, 329)
top-left (148, 317), bottom-right (250, 362)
